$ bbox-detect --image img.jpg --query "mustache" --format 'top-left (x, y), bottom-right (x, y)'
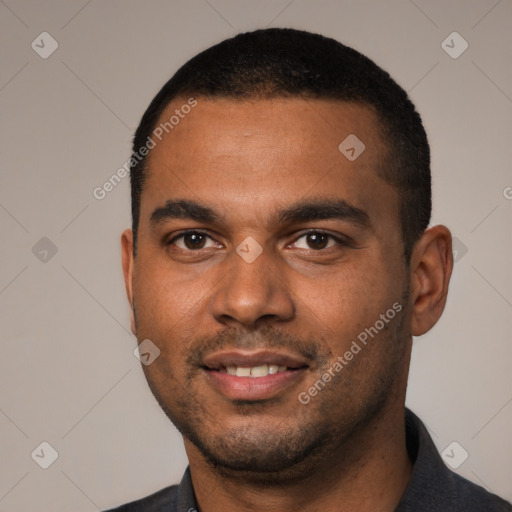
top-left (184, 325), bottom-right (332, 369)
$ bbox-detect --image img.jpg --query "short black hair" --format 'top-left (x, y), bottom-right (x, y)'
top-left (130, 28), bottom-right (431, 262)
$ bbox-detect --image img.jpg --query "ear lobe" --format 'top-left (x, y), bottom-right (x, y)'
top-left (121, 229), bottom-right (136, 335)
top-left (410, 225), bottom-right (453, 336)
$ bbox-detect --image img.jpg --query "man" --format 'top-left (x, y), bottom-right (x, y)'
top-left (108, 28), bottom-right (511, 511)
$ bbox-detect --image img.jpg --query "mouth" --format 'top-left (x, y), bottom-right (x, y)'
top-left (218, 363), bottom-right (290, 377)
top-left (202, 350), bottom-right (309, 401)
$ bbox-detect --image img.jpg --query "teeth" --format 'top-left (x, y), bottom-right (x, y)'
top-left (251, 364), bottom-right (269, 377)
top-left (225, 364), bottom-right (288, 377)
top-left (268, 364), bottom-right (279, 375)
top-left (235, 367), bottom-right (251, 377)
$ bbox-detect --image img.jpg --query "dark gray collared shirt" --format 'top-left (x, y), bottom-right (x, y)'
top-left (105, 409), bottom-right (511, 511)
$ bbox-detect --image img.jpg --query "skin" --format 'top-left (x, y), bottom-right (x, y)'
top-left (121, 97), bottom-right (453, 512)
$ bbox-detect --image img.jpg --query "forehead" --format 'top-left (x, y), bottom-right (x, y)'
top-left (141, 97), bottom-right (396, 227)
top-left (149, 97), bottom-right (386, 165)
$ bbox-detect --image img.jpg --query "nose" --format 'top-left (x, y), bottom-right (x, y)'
top-left (210, 246), bottom-right (295, 328)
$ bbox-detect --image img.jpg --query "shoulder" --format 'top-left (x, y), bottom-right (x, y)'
top-left (103, 484), bottom-right (179, 512)
top-left (447, 472), bottom-right (512, 511)
top-left (399, 409), bottom-right (511, 511)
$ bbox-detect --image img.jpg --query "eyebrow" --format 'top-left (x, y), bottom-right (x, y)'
top-left (150, 199), bottom-right (218, 225)
top-left (149, 198), bottom-right (370, 229)
top-left (277, 199), bottom-right (371, 228)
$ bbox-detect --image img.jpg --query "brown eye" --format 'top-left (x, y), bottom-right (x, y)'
top-left (306, 233), bottom-right (329, 250)
top-left (292, 231), bottom-right (340, 251)
top-left (183, 233), bottom-right (206, 249)
top-left (170, 232), bottom-right (218, 251)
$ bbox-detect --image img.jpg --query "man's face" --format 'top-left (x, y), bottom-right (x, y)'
top-left (125, 98), bottom-right (412, 476)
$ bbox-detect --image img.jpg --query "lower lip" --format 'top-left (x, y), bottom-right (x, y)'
top-left (204, 368), bottom-right (307, 401)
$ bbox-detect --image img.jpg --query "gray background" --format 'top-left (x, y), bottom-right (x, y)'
top-left (1, 0), bottom-right (511, 510)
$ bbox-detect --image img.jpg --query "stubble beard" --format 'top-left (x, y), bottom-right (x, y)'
top-left (140, 303), bottom-right (409, 484)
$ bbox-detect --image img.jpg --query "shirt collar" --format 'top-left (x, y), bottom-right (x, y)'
top-left (174, 466), bottom-right (198, 512)
top-left (395, 408), bottom-right (457, 510)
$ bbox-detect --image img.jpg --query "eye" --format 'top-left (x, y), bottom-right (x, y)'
top-left (291, 231), bottom-right (345, 250)
top-left (169, 231), bottom-right (219, 250)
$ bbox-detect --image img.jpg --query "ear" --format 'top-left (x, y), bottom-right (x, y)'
top-left (121, 229), bottom-right (136, 335)
top-left (410, 225), bottom-right (453, 336)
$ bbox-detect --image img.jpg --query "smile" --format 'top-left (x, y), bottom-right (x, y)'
top-left (222, 364), bottom-right (288, 377)
top-left (202, 350), bottom-right (309, 400)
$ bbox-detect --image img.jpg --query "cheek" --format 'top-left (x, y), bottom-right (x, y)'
top-left (133, 270), bottom-right (201, 390)
top-left (132, 258), bottom-right (206, 343)
top-left (295, 261), bottom-right (402, 354)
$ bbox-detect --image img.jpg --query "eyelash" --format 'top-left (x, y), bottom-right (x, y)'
top-left (293, 229), bottom-right (350, 248)
top-left (166, 229), bottom-right (350, 251)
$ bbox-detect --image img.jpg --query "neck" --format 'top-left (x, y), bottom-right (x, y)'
top-left (185, 401), bottom-right (413, 512)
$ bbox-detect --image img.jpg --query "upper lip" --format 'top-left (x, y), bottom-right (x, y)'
top-left (202, 350), bottom-right (310, 370)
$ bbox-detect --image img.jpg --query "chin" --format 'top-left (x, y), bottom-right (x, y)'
top-left (182, 420), bottom-right (328, 481)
